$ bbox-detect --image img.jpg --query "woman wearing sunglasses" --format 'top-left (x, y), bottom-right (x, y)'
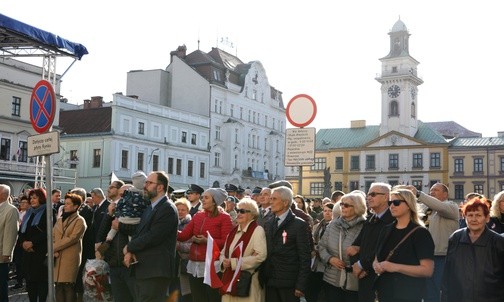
top-left (318, 192), bottom-right (367, 302)
top-left (373, 189), bottom-right (435, 302)
top-left (219, 197), bottom-right (267, 302)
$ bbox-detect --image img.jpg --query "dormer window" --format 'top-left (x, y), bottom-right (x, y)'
top-left (392, 66), bottom-right (398, 73)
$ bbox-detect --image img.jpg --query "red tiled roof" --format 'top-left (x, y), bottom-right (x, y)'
top-left (59, 107), bottom-right (112, 134)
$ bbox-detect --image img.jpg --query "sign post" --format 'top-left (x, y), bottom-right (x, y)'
top-left (30, 80), bottom-right (57, 300)
top-left (285, 94), bottom-right (317, 194)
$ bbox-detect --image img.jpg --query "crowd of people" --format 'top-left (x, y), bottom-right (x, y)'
top-left (1, 174), bottom-right (504, 302)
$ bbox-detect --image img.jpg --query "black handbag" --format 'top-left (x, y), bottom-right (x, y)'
top-left (234, 270), bottom-right (255, 297)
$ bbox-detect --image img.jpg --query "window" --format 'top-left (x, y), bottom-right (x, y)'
top-left (214, 152), bottom-right (221, 167)
top-left (310, 182), bottom-right (324, 196)
top-left (334, 182), bottom-right (343, 191)
top-left (454, 158), bottom-right (464, 174)
top-left (240, 107), bottom-right (243, 119)
top-left (12, 97), bottom-right (21, 116)
top-left (181, 131), bottom-right (187, 143)
top-left (474, 184), bottom-right (484, 195)
top-left (264, 115), bottom-right (268, 127)
top-left (200, 162), bottom-right (205, 178)
top-left (234, 155), bottom-right (238, 169)
top-left (137, 153), bottom-right (144, 171)
top-left (167, 157), bottom-right (174, 174)
top-left (430, 153), bottom-right (440, 168)
top-left (473, 158), bottom-right (484, 173)
top-left (390, 101), bottom-right (399, 116)
top-left (215, 126), bottom-right (221, 140)
top-left (366, 155), bottom-right (375, 170)
top-left (411, 102), bottom-right (416, 118)
top-left (311, 158), bottom-right (326, 171)
top-left (70, 150), bottom-right (78, 168)
top-left (389, 154), bottom-right (399, 169)
top-left (230, 104), bottom-right (234, 117)
top-left (454, 184), bottom-right (464, 200)
top-left (349, 181), bottom-right (359, 191)
top-left (152, 155), bottom-right (159, 171)
top-left (18, 142), bottom-right (28, 162)
top-left (413, 153), bottom-right (423, 168)
top-left (412, 180), bottom-right (422, 191)
top-left (335, 157), bottom-right (343, 170)
top-left (138, 122), bottom-right (145, 135)
top-left (176, 159), bottom-right (182, 175)
top-left (350, 156), bottom-right (360, 170)
top-left (248, 110), bottom-right (251, 122)
top-left (93, 149), bottom-right (101, 167)
top-left (392, 66), bottom-right (398, 73)
top-left (121, 150), bottom-right (128, 169)
top-left (0, 138), bottom-right (11, 160)
top-left (500, 157), bottom-right (504, 173)
top-left (235, 129), bottom-right (239, 143)
top-left (213, 70), bottom-right (221, 81)
top-left (188, 160), bottom-right (193, 177)
top-left (191, 134), bottom-right (196, 145)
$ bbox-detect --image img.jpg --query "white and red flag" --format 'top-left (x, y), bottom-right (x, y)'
top-left (203, 231), bottom-right (223, 288)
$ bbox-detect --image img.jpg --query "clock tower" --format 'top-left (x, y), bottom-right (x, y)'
top-left (376, 19), bottom-right (423, 137)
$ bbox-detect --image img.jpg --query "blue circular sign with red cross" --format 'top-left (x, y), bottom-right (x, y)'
top-left (30, 80), bottom-right (56, 134)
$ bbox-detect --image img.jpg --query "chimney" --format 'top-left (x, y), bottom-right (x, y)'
top-left (83, 97), bottom-right (103, 109)
top-left (170, 45), bottom-right (187, 63)
top-left (351, 120), bottom-right (366, 128)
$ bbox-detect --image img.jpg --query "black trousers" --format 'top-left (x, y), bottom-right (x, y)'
top-left (265, 286), bottom-right (299, 302)
top-left (135, 277), bottom-right (171, 302)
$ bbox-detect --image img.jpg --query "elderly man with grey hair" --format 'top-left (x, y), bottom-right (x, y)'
top-left (262, 186), bottom-right (311, 302)
top-left (90, 187), bottom-right (110, 244)
top-left (0, 184), bottom-right (19, 299)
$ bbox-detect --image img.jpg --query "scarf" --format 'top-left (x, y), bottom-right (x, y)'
top-left (62, 210), bottom-right (77, 221)
top-left (20, 205), bottom-right (45, 233)
top-left (219, 220), bottom-right (258, 296)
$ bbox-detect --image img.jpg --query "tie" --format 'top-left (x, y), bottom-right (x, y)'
top-left (272, 217), bottom-right (280, 234)
top-left (371, 215), bottom-right (379, 224)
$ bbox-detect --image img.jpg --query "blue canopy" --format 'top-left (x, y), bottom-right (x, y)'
top-left (0, 13), bottom-right (88, 59)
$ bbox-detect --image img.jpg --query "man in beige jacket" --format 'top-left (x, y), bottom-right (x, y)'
top-left (0, 184), bottom-right (20, 300)
top-left (407, 183), bottom-right (459, 302)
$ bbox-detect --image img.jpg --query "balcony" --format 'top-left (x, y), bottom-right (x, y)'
top-left (242, 168), bottom-right (272, 180)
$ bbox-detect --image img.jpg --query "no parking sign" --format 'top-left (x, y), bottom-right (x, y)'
top-left (30, 80), bottom-right (56, 134)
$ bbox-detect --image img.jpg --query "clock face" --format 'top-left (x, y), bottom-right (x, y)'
top-left (388, 85), bottom-right (401, 98)
top-left (411, 87), bottom-right (417, 100)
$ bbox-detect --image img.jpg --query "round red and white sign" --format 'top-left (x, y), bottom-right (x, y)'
top-left (286, 94), bottom-right (317, 128)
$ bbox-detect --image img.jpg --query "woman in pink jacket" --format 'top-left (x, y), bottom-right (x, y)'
top-left (178, 188), bottom-right (233, 302)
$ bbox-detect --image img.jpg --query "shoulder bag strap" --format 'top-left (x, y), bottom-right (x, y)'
top-left (385, 225), bottom-right (421, 261)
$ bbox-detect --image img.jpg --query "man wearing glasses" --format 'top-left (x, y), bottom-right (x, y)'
top-left (348, 182), bottom-right (395, 302)
top-left (123, 171), bottom-right (179, 301)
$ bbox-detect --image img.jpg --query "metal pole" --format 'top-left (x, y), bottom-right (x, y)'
top-left (45, 154), bottom-right (55, 301)
top-left (298, 165), bottom-right (303, 195)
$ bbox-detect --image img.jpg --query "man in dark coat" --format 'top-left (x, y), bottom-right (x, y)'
top-left (263, 185), bottom-right (311, 302)
top-left (123, 171), bottom-right (179, 302)
top-left (348, 182), bottom-right (395, 302)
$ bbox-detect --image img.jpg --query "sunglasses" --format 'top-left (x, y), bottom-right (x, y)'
top-left (367, 192), bottom-right (385, 197)
top-left (236, 209), bottom-right (251, 214)
top-left (388, 199), bottom-right (406, 206)
top-left (339, 202), bottom-right (354, 208)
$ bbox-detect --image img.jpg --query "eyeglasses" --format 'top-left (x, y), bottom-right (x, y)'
top-left (340, 203), bottom-right (354, 208)
top-left (388, 199), bottom-right (406, 206)
top-left (145, 181), bottom-right (160, 186)
top-left (367, 192), bottom-right (385, 197)
top-left (236, 209), bottom-right (251, 214)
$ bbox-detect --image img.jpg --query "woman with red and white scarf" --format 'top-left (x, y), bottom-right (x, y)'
top-left (219, 197), bottom-right (267, 302)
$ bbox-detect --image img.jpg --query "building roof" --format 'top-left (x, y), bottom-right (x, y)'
top-left (59, 107), bottom-right (112, 134)
top-left (424, 121), bottom-right (481, 139)
top-left (391, 19), bottom-right (408, 32)
top-left (315, 121), bottom-right (447, 150)
top-left (450, 136), bottom-right (504, 148)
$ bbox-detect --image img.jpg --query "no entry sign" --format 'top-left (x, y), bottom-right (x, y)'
top-left (30, 80), bottom-right (56, 134)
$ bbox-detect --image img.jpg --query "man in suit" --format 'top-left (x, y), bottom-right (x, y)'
top-left (123, 171), bottom-right (178, 302)
top-left (263, 185), bottom-right (311, 302)
top-left (348, 182), bottom-right (395, 302)
top-left (90, 188), bottom-right (110, 244)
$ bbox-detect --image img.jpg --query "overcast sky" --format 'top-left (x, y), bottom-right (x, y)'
top-left (3, 0), bottom-right (503, 137)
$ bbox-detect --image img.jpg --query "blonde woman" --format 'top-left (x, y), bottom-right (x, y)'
top-left (488, 190), bottom-right (504, 233)
top-left (373, 189), bottom-right (434, 302)
top-left (318, 192), bottom-right (367, 302)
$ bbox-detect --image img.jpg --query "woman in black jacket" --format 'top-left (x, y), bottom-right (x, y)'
top-left (441, 197), bottom-right (504, 302)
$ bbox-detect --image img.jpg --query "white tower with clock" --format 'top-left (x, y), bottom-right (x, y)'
top-left (376, 19), bottom-right (423, 137)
